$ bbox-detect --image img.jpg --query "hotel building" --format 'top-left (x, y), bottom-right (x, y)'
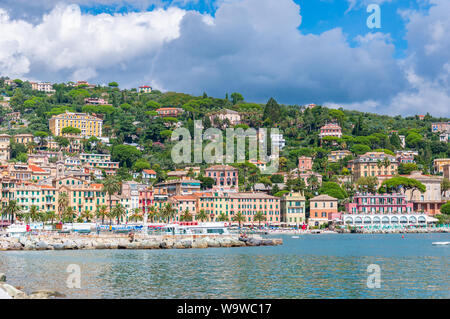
top-left (49, 112), bottom-right (103, 137)
top-left (348, 152), bottom-right (398, 179)
top-left (343, 192), bottom-right (427, 226)
top-left (196, 192), bottom-right (281, 225)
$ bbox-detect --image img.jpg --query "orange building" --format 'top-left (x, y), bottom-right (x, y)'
top-left (309, 194), bottom-right (338, 227)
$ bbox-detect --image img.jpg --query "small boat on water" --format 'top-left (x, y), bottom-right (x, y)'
top-left (291, 236), bottom-right (300, 239)
top-left (432, 242), bottom-right (450, 246)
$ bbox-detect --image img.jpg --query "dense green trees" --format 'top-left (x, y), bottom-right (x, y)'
top-left (319, 182), bottom-right (348, 199)
top-left (379, 177), bottom-right (426, 195)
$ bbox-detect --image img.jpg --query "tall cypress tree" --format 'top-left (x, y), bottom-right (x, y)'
top-left (263, 97), bottom-right (281, 124)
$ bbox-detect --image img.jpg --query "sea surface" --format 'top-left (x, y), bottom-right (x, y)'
top-left (1, 233), bottom-right (449, 298)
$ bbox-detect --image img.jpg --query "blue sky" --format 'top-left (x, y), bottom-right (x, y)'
top-left (78, 0), bottom-right (428, 58)
top-left (0, 0), bottom-right (449, 117)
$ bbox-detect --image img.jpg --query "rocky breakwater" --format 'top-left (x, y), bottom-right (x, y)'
top-left (0, 273), bottom-right (65, 299)
top-left (0, 234), bottom-right (283, 251)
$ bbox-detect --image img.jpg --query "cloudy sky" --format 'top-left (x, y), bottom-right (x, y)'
top-left (0, 0), bottom-right (449, 117)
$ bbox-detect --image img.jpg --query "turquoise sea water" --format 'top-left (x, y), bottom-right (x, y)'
top-left (0, 233), bottom-right (449, 298)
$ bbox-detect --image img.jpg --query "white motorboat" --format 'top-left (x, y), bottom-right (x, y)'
top-left (291, 236), bottom-right (300, 239)
top-left (432, 242), bottom-right (450, 246)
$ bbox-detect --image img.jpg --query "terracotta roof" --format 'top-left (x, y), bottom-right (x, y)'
top-left (28, 165), bottom-right (47, 173)
top-left (143, 169), bottom-right (157, 175)
top-left (172, 195), bottom-right (197, 201)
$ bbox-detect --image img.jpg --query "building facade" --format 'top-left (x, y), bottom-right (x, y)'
top-left (49, 112), bottom-right (103, 137)
top-left (309, 194), bottom-right (338, 226)
top-left (349, 152), bottom-right (398, 179)
top-left (280, 192), bottom-right (306, 225)
top-left (0, 134), bottom-right (10, 162)
top-left (298, 156), bottom-right (313, 171)
top-left (205, 165), bottom-right (239, 191)
top-left (319, 123), bottom-right (342, 139)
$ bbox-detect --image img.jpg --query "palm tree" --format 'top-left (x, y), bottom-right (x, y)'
top-left (232, 211), bottom-right (246, 232)
top-left (102, 176), bottom-right (122, 216)
top-left (196, 209), bottom-right (208, 222)
top-left (96, 205), bottom-right (108, 225)
top-left (180, 209), bottom-right (193, 222)
top-left (253, 211), bottom-right (266, 229)
top-left (29, 205), bottom-right (40, 222)
top-left (147, 205), bottom-right (158, 223)
top-left (218, 212), bottom-right (228, 222)
top-left (383, 157), bottom-right (391, 169)
top-left (112, 204), bottom-right (126, 225)
top-left (160, 203), bottom-right (177, 224)
top-left (80, 210), bottom-right (93, 222)
top-left (129, 208), bottom-right (143, 223)
top-left (46, 211), bottom-right (56, 226)
top-left (4, 200), bottom-right (21, 224)
top-left (58, 192), bottom-right (69, 222)
top-left (63, 207), bottom-right (75, 223)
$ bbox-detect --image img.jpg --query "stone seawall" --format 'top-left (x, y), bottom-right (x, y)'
top-left (0, 234), bottom-right (283, 251)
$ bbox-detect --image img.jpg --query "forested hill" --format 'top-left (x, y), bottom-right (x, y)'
top-left (1, 78), bottom-right (449, 177)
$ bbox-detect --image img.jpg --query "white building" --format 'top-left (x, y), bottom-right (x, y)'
top-left (30, 82), bottom-right (55, 93)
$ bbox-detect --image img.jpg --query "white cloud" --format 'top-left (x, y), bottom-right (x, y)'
top-left (0, 4), bottom-right (185, 83)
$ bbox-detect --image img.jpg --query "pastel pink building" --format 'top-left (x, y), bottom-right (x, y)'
top-left (319, 123), bottom-right (342, 139)
top-left (139, 187), bottom-right (154, 214)
top-left (346, 193), bottom-right (413, 214)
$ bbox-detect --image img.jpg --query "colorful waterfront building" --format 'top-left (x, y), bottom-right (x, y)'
top-left (343, 192), bottom-right (428, 226)
top-left (309, 194), bottom-right (338, 227)
top-left (280, 192), bottom-right (306, 225)
top-left (196, 192), bottom-right (281, 225)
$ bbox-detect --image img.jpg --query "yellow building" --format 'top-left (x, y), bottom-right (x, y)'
top-left (197, 192), bottom-right (281, 225)
top-left (280, 192), bottom-right (306, 225)
top-left (349, 152), bottom-right (398, 179)
top-left (433, 158), bottom-right (450, 174)
top-left (14, 134), bottom-right (34, 145)
top-left (49, 111), bottom-right (103, 137)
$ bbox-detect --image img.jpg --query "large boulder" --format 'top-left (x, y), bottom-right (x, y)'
top-left (206, 238), bottom-right (220, 248)
top-left (191, 239), bottom-right (208, 249)
top-left (36, 241), bottom-right (48, 250)
top-left (128, 242), bottom-right (141, 249)
top-left (52, 243), bottom-right (64, 250)
top-left (29, 290), bottom-right (65, 299)
top-left (140, 240), bottom-right (160, 249)
top-left (63, 240), bottom-right (75, 249)
top-left (0, 284), bottom-right (26, 299)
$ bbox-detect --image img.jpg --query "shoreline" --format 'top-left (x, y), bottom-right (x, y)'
top-left (257, 228), bottom-right (450, 235)
top-left (0, 233), bottom-right (283, 251)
